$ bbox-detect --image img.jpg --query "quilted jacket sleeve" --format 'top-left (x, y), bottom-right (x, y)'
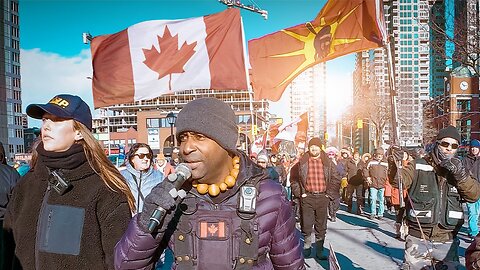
top-left (114, 215), bottom-right (163, 270)
top-left (259, 180), bottom-right (305, 269)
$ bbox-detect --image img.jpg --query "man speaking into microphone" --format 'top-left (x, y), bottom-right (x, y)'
top-left (114, 98), bottom-right (304, 269)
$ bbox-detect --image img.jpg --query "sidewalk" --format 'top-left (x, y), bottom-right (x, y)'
top-left (302, 205), bottom-right (471, 269)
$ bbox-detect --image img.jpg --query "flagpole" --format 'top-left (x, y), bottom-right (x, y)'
top-left (386, 42), bottom-right (399, 145)
top-left (385, 40), bottom-right (404, 210)
top-left (240, 14), bottom-right (254, 156)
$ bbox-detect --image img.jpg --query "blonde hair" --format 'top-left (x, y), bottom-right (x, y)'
top-left (31, 121), bottom-right (135, 211)
top-left (73, 122), bottom-right (135, 211)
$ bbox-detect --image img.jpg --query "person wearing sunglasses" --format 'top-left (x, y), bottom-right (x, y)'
top-left (122, 143), bottom-right (164, 214)
top-left (391, 125), bottom-right (480, 269)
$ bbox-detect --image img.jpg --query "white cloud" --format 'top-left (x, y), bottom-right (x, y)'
top-left (20, 48), bottom-right (93, 127)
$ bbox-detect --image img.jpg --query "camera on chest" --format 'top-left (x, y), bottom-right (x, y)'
top-left (48, 170), bottom-right (72, 195)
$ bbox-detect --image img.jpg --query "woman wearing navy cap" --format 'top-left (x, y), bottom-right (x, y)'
top-left (3, 94), bottom-right (134, 270)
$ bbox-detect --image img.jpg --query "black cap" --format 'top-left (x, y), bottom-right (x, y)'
top-left (26, 94), bottom-right (92, 130)
top-left (436, 125), bottom-right (460, 143)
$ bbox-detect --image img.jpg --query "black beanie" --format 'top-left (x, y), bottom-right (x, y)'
top-left (308, 137), bottom-right (322, 148)
top-left (176, 98), bottom-right (238, 150)
top-left (436, 125), bottom-right (461, 143)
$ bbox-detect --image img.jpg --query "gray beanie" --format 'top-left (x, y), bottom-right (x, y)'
top-left (436, 125), bottom-right (461, 143)
top-left (176, 98), bottom-right (238, 150)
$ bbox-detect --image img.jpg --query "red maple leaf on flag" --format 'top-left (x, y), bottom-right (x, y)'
top-left (142, 26), bottom-right (197, 90)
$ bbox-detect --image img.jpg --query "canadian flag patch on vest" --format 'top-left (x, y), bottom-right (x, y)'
top-left (199, 221), bottom-right (227, 239)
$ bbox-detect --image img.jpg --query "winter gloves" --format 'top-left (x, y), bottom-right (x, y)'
top-left (439, 157), bottom-right (469, 183)
top-left (138, 180), bottom-right (178, 233)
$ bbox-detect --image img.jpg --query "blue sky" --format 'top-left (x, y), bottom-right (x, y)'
top-left (20, 0), bottom-right (353, 126)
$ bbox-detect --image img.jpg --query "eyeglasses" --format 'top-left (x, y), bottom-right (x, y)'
top-left (134, 153), bottom-right (152, 159)
top-left (438, 141), bottom-right (459, 150)
top-left (257, 161), bottom-right (266, 164)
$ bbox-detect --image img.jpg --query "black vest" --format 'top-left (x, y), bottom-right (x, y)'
top-left (406, 158), bottom-right (464, 230)
top-left (172, 180), bottom-right (262, 270)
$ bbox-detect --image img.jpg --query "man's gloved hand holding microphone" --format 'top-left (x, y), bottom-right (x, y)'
top-left (138, 163), bottom-right (192, 234)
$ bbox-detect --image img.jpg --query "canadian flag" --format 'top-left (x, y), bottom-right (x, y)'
top-left (91, 9), bottom-right (248, 108)
top-left (270, 112), bottom-right (308, 145)
top-left (250, 132), bottom-right (267, 155)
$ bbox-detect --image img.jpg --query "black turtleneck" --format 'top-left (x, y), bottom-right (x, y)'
top-left (37, 142), bottom-right (87, 170)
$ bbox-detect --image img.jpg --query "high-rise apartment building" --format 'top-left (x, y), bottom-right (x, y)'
top-left (390, 0), bottom-right (430, 146)
top-left (353, 0), bottom-right (430, 147)
top-left (0, 0), bottom-right (23, 159)
top-left (287, 63), bottom-right (327, 140)
top-left (429, 0), bottom-right (451, 97)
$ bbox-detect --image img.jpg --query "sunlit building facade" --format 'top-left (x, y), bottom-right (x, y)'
top-left (353, 0), bottom-right (430, 147)
top-left (0, 0), bottom-right (23, 159)
top-left (92, 89), bottom-right (269, 155)
top-left (287, 63), bottom-right (327, 140)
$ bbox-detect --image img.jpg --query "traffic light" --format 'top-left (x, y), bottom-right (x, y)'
top-left (354, 129), bottom-right (362, 152)
top-left (252, 124), bottom-right (258, 136)
top-left (356, 119), bottom-right (363, 129)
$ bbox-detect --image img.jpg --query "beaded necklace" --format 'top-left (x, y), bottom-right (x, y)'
top-left (193, 156), bottom-right (240, 196)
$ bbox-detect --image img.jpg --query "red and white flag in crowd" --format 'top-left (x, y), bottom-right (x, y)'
top-left (250, 132), bottom-right (268, 156)
top-left (270, 112), bottom-right (308, 145)
top-left (91, 9), bottom-right (249, 108)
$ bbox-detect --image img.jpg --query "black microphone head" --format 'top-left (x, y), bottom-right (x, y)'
top-left (176, 163), bottom-right (192, 180)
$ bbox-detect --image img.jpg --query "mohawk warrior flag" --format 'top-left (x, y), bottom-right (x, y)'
top-left (91, 9), bottom-right (248, 108)
top-left (248, 0), bottom-right (387, 101)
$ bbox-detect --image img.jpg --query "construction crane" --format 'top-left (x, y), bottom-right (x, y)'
top-left (218, 0), bottom-right (268, 19)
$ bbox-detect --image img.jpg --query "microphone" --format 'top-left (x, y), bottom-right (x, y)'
top-left (147, 163), bottom-right (192, 233)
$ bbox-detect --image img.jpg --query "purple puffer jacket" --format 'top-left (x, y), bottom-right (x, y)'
top-left (114, 153), bottom-right (305, 270)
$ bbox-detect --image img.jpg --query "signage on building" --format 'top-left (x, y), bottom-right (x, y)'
top-left (148, 128), bottom-right (160, 149)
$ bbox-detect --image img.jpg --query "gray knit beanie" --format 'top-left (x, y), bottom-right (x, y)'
top-left (176, 98), bottom-right (238, 150)
top-left (436, 125), bottom-right (461, 143)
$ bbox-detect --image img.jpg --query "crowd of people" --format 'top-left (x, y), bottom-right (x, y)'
top-left (3, 95), bottom-right (480, 269)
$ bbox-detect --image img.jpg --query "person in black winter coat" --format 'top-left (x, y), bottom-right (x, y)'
top-left (3, 94), bottom-right (134, 270)
top-left (0, 141), bottom-right (20, 270)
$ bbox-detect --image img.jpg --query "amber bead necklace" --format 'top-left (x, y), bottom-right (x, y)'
top-left (193, 156), bottom-right (240, 196)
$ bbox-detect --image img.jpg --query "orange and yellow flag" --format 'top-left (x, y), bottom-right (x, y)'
top-left (248, 0), bottom-right (387, 101)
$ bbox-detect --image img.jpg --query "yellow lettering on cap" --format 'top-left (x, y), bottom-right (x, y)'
top-left (49, 97), bottom-right (69, 108)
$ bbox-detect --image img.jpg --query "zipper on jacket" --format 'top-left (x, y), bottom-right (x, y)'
top-left (439, 178), bottom-right (446, 221)
top-left (35, 184), bottom-right (52, 270)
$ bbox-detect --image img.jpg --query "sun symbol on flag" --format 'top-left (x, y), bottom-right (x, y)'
top-left (273, 4), bottom-right (361, 86)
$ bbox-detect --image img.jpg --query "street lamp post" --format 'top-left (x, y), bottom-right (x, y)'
top-left (166, 112), bottom-right (177, 149)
